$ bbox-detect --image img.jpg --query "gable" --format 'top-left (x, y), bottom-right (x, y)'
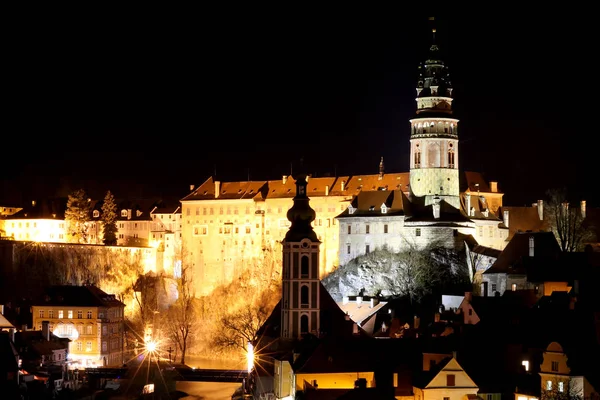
top-left (425, 358), bottom-right (478, 389)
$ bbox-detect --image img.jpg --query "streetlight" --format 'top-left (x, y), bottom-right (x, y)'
top-left (246, 341), bottom-right (254, 395)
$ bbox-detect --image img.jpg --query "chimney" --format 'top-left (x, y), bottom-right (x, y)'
top-left (503, 209), bottom-right (509, 227)
top-left (341, 180), bottom-right (346, 191)
top-left (353, 323), bottom-right (359, 335)
top-left (537, 199), bottom-right (543, 220)
top-left (345, 312), bottom-right (351, 321)
top-left (529, 236), bottom-right (535, 257)
top-left (306, 175), bottom-right (310, 183)
top-left (342, 296), bottom-right (349, 305)
top-left (356, 296), bottom-right (363, 307)
top-left (325, 185), bottom-right (329, 196)
top-left (189, 184), bottom-right (195, 192)
top-left (489, 181), bottom-right (498, 193)
top-left (215, 181), bottom-right (221, 198)
top-left (282, 175), bottom-right (288, 185)
top-left (581, 200), bottom-right (586, 219)
top-left (466, 194), bottom-right (471, 214)
top-left (413, 315), bottom-right (420, 329)
top-left (433, 203), bottom-right (441, 219)
top-left (370, 298), bottom-right (378, 308)
top-left (42, 321), bottom-right (50, 341)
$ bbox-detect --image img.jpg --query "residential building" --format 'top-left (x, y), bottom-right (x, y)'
top-left (30, 284), bottom-right (125, 368)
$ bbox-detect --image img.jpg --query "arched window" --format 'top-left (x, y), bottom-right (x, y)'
top-left (448, 149), bottom-right (455, 168)
top-left (414, 145), bottom-right (421, 168)
top-left (300, 314), bottom-right (309, 334)
top-left (301, 285), bottom-right (309, 307)
top-left (301, 255), bottom-right (309, 277)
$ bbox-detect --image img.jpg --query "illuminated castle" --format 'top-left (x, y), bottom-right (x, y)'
top-left (179, 28), bottom-right (507, 296)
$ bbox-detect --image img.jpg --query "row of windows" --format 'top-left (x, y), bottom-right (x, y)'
top-left (346, 224), bottom-right (390, 235)
top-left (9, 222), bottom-right (65, 229)
top-left (39, 310), bottom-right (94, 319)
top-left (187, 205), bottom-right (346, 217)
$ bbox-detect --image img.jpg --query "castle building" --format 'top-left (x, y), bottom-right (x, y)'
top-left (336, 31), bottom-right (508, 265)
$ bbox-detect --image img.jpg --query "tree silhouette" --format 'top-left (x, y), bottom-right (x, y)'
top-left (101, 190), bottom-right (118, 245)
top-left (64, 188), bottom-right (92, 244)
top-left (545, 188), bottom-right (595, 252)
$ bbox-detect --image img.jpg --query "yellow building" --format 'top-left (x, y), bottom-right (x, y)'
top-left (31, 284), bottom-right (125, 368)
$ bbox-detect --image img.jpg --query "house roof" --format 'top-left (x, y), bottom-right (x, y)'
top-left (33, 284), bottom-right (125, 308)
top-left (499, 205), bottom-right (549, 241)
top-left (4, 198), bottom-right (68, 220)
top-left (336, 190), bottom-right (408, 218)
top-left (484, 231), bottom-right (561, 275)
top-left (0, 312), bottom-right (15, 329)
top-left (459, 192), bottom-right (502, 221)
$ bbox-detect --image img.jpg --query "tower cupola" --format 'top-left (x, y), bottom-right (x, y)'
top-left (284, 174), bottom-right (319, 242)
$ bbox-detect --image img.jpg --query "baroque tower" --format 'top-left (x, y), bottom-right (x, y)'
top-left (409, 26), bottom-right (460, 209)
top-left (281, 174), bottom-right (321, 340)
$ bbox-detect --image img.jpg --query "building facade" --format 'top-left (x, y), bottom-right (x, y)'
top-left (31, 284), bottom-right (126, 368)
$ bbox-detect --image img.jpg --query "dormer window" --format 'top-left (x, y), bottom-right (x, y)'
top-left (120, 210), bottom-right (128, 217)
top-left (348, 205), bottom-right (356, 215)
top-left (93, 210), bottom-right (100, 218)
top-left (369, 206), bottom-right (375, 211)
top-left (136, 210), bottom-right (142, 217)
top-left (381, 204), bottom-right (388, 214)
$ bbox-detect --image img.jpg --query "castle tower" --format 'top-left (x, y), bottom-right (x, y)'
top-left (281, 174), bottom-right (321, 340)
top-left (409, 24), bottom-right (460, 209)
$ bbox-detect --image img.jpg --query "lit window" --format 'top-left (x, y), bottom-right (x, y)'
top-left (511, 283), bottom-right (517, 291)
top-left (39, 310), bottom-right (44, 318)
top-left (559, 382), bottom-right (564, 392)
top-left (58, 310), bottom-right (64, 319)
top-left (68, 310), bottom-right (73, 319)
top-left (522, 360), bottom-right (529, 371)
top-left (546, 380), bottom-right (552, 390)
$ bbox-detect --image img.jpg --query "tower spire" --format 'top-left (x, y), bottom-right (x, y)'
top-left (378, 157), bottom-right (385, 180)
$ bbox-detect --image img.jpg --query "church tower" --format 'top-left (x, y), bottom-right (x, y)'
top-left (409, 24), bottom-right (460, 209)
top-left (281, 174), bottom-right (321, 340)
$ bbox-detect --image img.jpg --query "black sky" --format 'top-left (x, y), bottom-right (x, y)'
top-left (3, 8), bottom-right (596, 207)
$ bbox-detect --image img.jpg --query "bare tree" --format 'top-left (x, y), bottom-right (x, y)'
top-left (541, 376), bottom-right (584, 400)
top-left (545, 188), bottom-right (595, 252)
top-left (165, 261), bottom-right (196, 364)
top-left (212, 290), bottom-right (276, 353)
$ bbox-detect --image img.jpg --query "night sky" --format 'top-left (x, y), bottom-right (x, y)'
top-left (3, 9), bottom-right (596, 207)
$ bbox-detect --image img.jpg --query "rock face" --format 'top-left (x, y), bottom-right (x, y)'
top-left (321, 247), bottom-right (470, 303)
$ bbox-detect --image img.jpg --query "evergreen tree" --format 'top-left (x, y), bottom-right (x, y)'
top-left (101, 190), bottom-right (118, 245)
top-left (64, 189), bottom-right (92, 244)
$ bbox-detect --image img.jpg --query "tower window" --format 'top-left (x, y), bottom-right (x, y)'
top-left (301, 285), bottom-right (309, 308)
top-left (347, 225), bottom-right (352, 234)
top-left (448, 149), bottom-right (455, 169)
top-left (347, 245), bottom-right (351, 254)
top-left (300, 314), bottom-right (309, 334)
top-left (301, 255), bottom-right (309, 277)
top-left (384, 224), bottom-right (388, 234)
top-left (416, 228), bottom-right (421, 237)
top-left (366, 244), bottom-right (370, 254)
top-left (366, 225), bottom-right (370, 234)
top-left (414, 149), bottom-right (421, 168)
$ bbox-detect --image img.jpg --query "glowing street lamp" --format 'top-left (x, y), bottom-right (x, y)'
top-left (247, 341), bottom-right (254, 373)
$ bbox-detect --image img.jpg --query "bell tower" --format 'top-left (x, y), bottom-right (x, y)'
top-left (281, 174), bottom-right (321, 340)
top-left (409, 22), bottom-right (460, 209)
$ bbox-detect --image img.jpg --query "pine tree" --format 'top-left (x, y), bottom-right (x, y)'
top-left (101, 190), bottom-right (118, 246)
top-left (64, 189), bottom-right (92, 244)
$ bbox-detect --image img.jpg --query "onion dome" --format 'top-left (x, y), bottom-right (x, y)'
top-left (284, 173), bottom-right (319, 242)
